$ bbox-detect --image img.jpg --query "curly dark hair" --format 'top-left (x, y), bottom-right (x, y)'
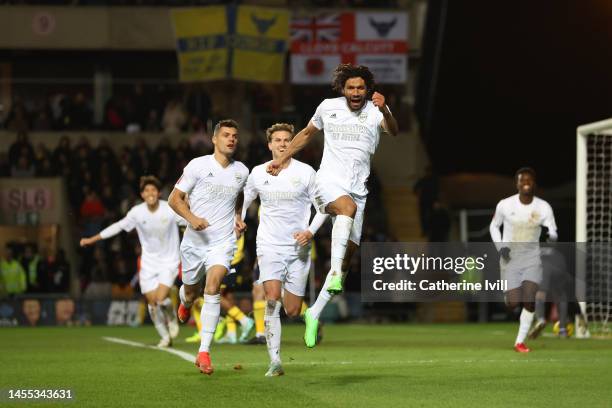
top-left (139, 175), bottom-right (162, 192)
top-left (331, 63), bottom-right (375, 95)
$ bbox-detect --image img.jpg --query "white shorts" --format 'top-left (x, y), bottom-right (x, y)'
top-left (180, 238), bottom-right (236, 286)
top-left (314, 171), bottom-right (367, 245)
top-left (500, 258), bottom-right (542, 291)
top-left (257, 250), bottom-right (311, 297)
top-left (139, 264), bottom-right (179, 294)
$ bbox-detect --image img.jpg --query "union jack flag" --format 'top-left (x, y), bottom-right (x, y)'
top-left (290, 14), bottom-right (341, 43)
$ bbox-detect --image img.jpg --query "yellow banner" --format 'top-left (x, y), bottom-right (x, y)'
top-left (231, 5), bottom-right (289, 83)
top-left (171, 7), bottom-right (228, 82)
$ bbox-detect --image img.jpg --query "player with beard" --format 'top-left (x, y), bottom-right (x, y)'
top-left (267, 64), bottom-right (398, 347)
top-left (169, 119), bottom-right (248, 375)
top-left (489, 167), bottom-right (558, 352)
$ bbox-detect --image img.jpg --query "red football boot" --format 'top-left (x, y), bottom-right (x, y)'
top-left (177, 303), bottom-right (191, 324)
top-left (514, 342), bottom-right (531, 353)
top-left (195, 351), bottom-right (214, 375)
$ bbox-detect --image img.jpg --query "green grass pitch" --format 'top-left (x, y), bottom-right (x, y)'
top-left (1, 323), bottom-right (611, 407)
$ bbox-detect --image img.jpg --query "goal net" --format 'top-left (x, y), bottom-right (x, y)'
top-left (576, 118), bottom-right (612, 337)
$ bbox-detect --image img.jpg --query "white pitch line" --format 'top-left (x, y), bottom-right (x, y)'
top-left (103, 336), bottom-right (195, 363)
top-left (102, 337), bottom-right (609, 368)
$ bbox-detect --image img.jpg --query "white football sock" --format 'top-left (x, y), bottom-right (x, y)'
top-left (331, 215), bottom-right (353, 273)
top-left (264, 300), bottom-right (282, 364)
top-left (309, 271), bottom-right (337, 320)
top-left (515, 308), bottom-right (534, 345)
top-left (179, 285), bottom-right (192, 309)
top-left (160, 297), bottom-right (177, 324)
top-left (148, 304), bottom-right (170, 341)
top-left (199, 294), bottom-right (221, 353)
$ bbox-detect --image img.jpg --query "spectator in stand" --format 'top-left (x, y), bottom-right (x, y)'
top-left (80, 187), bottom-right (107, 238)
top-left (104, 96), bottom-right (125, 130)
top-left (21, 244), bottom-right (41, 293)
top-left (8, 131), bottom-right (34, 167)
top-left (0, 245), bottom-right (27, 298)
top-left (145, 110), bottom-right (161, 132)
top-left (5, 101), bottom-right (30, 132)
top-left (162, 98), bottom-right (188, 134)
top-left (11, 154), bottom-right (36, 178)
top-left (131, 137), bottom-right (151, 176)
top-left (39, 248), bottom-right (70, 293)
top-left (64, 92), bottom-right (93, 130)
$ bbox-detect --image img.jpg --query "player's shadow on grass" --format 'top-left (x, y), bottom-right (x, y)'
top-left (309, 373), bottom-right (405, 386)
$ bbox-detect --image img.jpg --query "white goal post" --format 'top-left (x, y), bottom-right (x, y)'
top-left (576, 118), bottom-right (612, 337)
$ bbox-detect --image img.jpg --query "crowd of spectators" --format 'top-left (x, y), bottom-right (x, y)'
top-left (1, 84), bottom-right (213, 136)
top-left (1, 126), bottom-right (393, 297)
top-left (0, 243), bottom-right (70, 297)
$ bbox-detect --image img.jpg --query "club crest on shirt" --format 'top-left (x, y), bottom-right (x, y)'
top-left (358, 111), bottom-right (368, 123)
top-left (290, 176), bottom-right (301, 188)
top-left (234, 172), bottom-right (243, 184)
top-left (530, 211), bottom-right (540, 223)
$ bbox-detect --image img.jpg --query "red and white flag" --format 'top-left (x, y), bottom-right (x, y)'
top-left (290, 11), bottom-right (409, 84)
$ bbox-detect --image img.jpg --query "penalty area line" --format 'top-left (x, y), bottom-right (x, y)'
top-left (102, 336), bottom-right (195, 363)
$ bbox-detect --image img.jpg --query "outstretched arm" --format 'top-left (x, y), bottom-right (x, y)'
top-left (267, 122), bottom-right (320, 176)
top-left (80, 213), bottom-right (135, 247)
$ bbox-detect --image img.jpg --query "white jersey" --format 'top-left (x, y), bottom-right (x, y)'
top-left (175, 155), bottom-right (249, 247)
top-left (244, 159), bottom-right (317, 255)
top-left (311, 97), bottom-right (385, 196)
top-left (490, 194), bottom-right (557, 243)
top-left (100, 200), bottom-right (182, 270)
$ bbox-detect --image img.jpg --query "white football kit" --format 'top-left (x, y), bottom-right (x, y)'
top-left (243, 159), bottom-right (325, 296)
top-left (100, 200), bottom-right (183, 294)
top-left (175, 155), bottom-right (249, 285)
top-left (489, 194), bottom-right (558, 290)
top-left (310, 97), bottom-right (385, 244)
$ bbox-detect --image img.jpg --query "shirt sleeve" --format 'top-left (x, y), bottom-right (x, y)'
top-left (100, 209), bottom-right (137, 239)
top-left (489, 201), bottom-right (504, 248)
top-left (175, 160), bottom-right (198, 194)
top-left (305, 168), bottom-right (315, 200)
top-left (542, 202), bottom-right (558, 241)
top-left (310, 101), bottom-right (325, 130)
top-left (307, 212), bottom-right (329, 236)
top-left (241, 172), bottom-right (258, 220)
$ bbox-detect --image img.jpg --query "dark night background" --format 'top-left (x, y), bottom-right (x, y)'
top-left (416, 0), bottom-right (612, 187)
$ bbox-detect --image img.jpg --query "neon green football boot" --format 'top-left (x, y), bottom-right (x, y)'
top-left (303, 308), bottom-right (319, 348)
top-left (185, 331), bottom-right (201, 343)
top-left (326, 271), bottom-right (343, 295)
